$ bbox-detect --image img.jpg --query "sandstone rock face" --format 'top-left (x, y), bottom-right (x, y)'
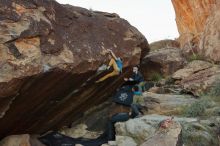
top-left (141, 47), bottom-right (186, 79)
top-left (199, 8), bottom-right (220, 62)
top-left (0, 0), bottom-right (149, 138)
top-left (172, 60), bottom-right (220, 95)
top-left (171, 0), bottom-right (217, 46)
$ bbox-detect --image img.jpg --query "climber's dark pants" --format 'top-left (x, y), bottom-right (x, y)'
top-left (122, 81), bottom-right (139, 86)
top-left (130, 104), bottom-right (143, 118)
top-left (107, 113), bottom-right (129, 140)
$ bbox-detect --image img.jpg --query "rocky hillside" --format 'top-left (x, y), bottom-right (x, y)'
top-left (0, 0), bottom-right (149, 138)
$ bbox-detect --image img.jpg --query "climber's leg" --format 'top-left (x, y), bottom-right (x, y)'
top-left (96, 70), bottom-right (119, 83)
top-left (109, 58), bottom-right (119, 72)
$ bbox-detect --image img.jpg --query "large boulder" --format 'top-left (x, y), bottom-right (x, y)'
top-left (199, 7), bottom-right (220, 62)
top-left (141, 47), bottom-right (186, 80)
top-left (0, 0), bottom-right (149, 138)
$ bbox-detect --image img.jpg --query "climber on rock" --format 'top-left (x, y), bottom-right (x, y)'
top-left (96, 49), bottom-right (123, 83)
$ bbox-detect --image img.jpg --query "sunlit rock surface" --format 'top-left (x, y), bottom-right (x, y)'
top-left (171, 0), bottom-right (217, 46)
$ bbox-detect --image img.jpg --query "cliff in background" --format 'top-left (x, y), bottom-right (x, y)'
top-left (172, 0), bottom-right (220, 62)
top-left (171, 0), bottom-right (217, 46)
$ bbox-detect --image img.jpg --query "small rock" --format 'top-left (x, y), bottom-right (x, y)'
top-left (140, 122), bottom-right (181, 146)
top-left (115, 136), bottom-right (137, 146)
top-left (60, 124), bottom-right (102, 139)
top-left (0, 134), bottom-right (31, 146)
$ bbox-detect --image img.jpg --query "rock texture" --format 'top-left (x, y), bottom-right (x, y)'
top-left (141, 47), bottom-right (186, 79)
top-left (172, 60), bottom-right (220, 95)
top-left (172, 60), bottom-right (213, 80)
top-left (114, 136), bottom-right (137, 146)
top-left (0, 134), bottom-right (46, 146)
top-left (171, 0), bottom-right (217, 46)
top-left (142, 92), bottom-right (196, 115)
top-left (115, 115), bottom-right (220, 146)
top-left (199, 7), bottom-right (220, 62)
top-left (172, 0), bottom-right (220, 62)
top-left (115, 115), bottom-right (191, 145)
top-left (0, 134), bottom-right (31, 146)
top-left (0, 0), bottom-right (149, 138)
top-left (149, 39), bottom-right (180, 51)
top-left (60, 124), bottom-right (102, 139)
top-left (140, 122), bottom-right (181, 146)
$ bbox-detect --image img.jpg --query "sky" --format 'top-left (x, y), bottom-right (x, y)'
top-left (56, 0), bottom-right (179, 43)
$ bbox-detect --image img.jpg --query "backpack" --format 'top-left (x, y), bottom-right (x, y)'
top-left (116, 59), bottom-right (123, 72)
top-left (112, 85), bottom-right (133, 106)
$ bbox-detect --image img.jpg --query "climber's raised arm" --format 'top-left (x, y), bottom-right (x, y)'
top-left (107, 49), bottom-right (117, 60)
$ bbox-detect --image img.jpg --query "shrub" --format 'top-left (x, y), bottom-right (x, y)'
top-left (187, 54), bottom-right (203, 62)
top-left (181, 123), bottom-right (218, 146)
top-left (209, 80), bottom-right (220, 101)
top-left (150, 72), bottom-right (163, 82)
top-left (183, 98), bottom-right (213, 117)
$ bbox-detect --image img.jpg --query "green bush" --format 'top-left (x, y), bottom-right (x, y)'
top-left (181, 123), bottom-right (218, 146)
top-left (150, 72), bottom-right (163, 82)
top-left (183, 98), bottom-right (213, 117)
top-left (209, 80), bottom-right (220, 100)
top-left (187, 54), bottom-right (203, 62)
